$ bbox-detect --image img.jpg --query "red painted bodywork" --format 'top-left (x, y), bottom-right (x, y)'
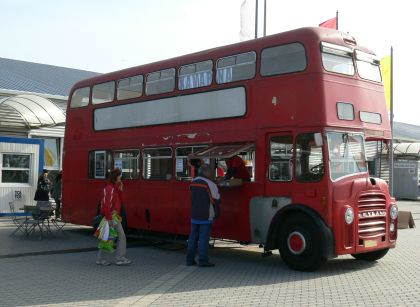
top-left (62, 27), bottom-right (396, 255)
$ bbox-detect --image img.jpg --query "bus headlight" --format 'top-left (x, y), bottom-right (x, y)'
top-left (390, 205), bottom-right (398, 220)
top-left (345, 207), bottom-right (354, 225)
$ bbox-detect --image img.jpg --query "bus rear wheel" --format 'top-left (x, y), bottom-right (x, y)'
top-left (278, 213), bottom-right (326, 272)
top-left (351, 248), bottom-right (389, 261)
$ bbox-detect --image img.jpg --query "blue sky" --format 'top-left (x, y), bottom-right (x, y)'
top-left (1, 0), bottom-right (418, 125)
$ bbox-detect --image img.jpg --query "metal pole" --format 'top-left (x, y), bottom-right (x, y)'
top-left (263, 0), bottom-right (267, 37)
top-left (255, 0), bottom-right (258, 39)
top-left (336, 10), bottom-right (338, 30)
top-left (389, 46), bottom-right (394, 196)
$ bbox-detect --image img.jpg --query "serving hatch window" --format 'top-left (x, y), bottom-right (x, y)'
top-left (92, 81), bottom-right (115, 104)
top-left (117, 75), bottom-right (143, 100)
top-left (70, 87), bottom-right (90, 108)
top-left (216, 51), bottom-right (256, 84)
top-left (143, 147), bottom-right (173, 180)
top-left (179, 60), bottom-right (212, 90)
top-left (321, 42), bottom-right (355, 76)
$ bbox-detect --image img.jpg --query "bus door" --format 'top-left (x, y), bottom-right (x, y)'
top-left (292, 132), bottom-right (328, 215)
top-left (265, 132), bottom-right (294, 197)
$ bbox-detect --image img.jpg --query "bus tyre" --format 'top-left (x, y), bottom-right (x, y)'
top-left (278, 213), bottom-right (326, 272)
top-left (351, 248), bottom-right (389, 261)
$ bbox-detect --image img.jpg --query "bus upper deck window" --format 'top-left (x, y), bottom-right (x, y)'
top-left (92, 81), bottom-right (115, 104)
top-left (260, 43), bottom-right (306, 76)
top-left (179, 60), bottom-right (212, 90)
top-left (321, 42), bottom-right (355, 76)
top-left (216, 51), bottom-right (256, 84)
top-left (355, 50), bottom-right (381, 82)
top-left (117, 75), bottom-right (143, 100)
top-left (70, 87), bottom-right (90, 108)
top-left (146, 69), bottom-right (175, 96)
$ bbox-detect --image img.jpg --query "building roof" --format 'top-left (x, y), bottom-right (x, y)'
top-left (0, 57), bottom-right (99, 97)
top-left (394, 121), bottom-right (420, 142)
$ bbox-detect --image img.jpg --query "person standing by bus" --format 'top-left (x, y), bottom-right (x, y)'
top-left (51, 171), bottom-right (62, 218)
top-left (34, 169), bottom-right (51, 203)
top-left (186, 164), bottom-right (220, 267)
top-left (96, 168), bottom-right (132, 266)
top-left (224, 155), bottom-right (251, 181)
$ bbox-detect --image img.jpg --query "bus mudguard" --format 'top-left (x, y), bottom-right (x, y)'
top-left (264, 204), bottom-right (335, 259)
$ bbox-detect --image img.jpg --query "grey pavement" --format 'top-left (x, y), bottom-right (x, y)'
top-left (0, 200), bottom-right (419, 306)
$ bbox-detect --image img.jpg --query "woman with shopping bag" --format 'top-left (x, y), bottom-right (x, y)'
top-left (96, 168), bottom-right (132, 266)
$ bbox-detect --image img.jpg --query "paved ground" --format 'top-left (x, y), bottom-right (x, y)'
top-left (0, 200), bottom-right (419, 307)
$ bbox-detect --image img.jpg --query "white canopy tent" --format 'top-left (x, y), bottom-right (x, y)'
top-left (0, 94), bottom-right (65, 129)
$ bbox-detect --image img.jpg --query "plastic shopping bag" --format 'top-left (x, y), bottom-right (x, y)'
top-left (98, 240), bottom-right (115, 252)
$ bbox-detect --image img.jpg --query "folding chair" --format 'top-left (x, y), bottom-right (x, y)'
top-left (8, 202), bottom-right (27, 236)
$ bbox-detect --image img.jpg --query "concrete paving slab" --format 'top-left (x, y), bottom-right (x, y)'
top-left (0, 200), bottom-right (418, 306)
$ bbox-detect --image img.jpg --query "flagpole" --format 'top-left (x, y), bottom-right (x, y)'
top-left (336, 10), bottom-right (338, 30)
top-left (263, 0), bottom-right (267, 37)
top-left (389, 46), bottom-right (394, 196)
top-left (255, 0), bottom-right (258, 39)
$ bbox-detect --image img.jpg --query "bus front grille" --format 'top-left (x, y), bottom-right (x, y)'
top-left (357, 192), bottom-right (387, 241)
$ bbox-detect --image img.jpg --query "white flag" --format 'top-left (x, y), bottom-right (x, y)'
top-left (239, 0), bottom-right (254, 41)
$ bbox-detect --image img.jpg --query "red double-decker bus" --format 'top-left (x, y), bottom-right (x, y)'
top-left (62, 27), bottom-right (397, 271)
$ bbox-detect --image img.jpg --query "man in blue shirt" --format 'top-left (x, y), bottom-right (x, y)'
top-left (186, 164), bottom-right (220, 267)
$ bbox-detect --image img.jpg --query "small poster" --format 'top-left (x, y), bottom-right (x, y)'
top-left (114, 158), bottom-right (123, 170)
top-left (176, 158), bottom-right (184, 172)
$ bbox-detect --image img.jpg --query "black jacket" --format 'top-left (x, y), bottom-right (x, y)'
top-left (190, 178), bottom-right (220, 221)
top-left (34, 177), bottom-right (50, 201)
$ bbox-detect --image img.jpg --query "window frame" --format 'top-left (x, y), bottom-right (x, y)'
top-left (216, 51), bottom-right (256, 84)
top-left (145, 68), bottom-right (176, 96)
top-left (337, 102), bottom-right (355, 121)
top-left (113, 149), bottom-right (140, 180)
top-left (360, 111), bottom-right (382, 124)
top-left (0, 153), bottom-right (32, 185)
top-left (142, 147), bottom-right (174, 180)
top-left (175, 145), bottom-right (208, 180)
top-left (320, 42), bottom-right (355, 76)
top-left (88, 150), bottom-right (112, 179)
top-left (260, 42), bottom-right (307, 77)
top-left (268, 135), bottom-right (293, 182)
top-left (70, 86), bottom-right (91, 108)
top-left (117, 74), bottom-right (144, 101)
top-left (178, 60), bottom-right (213, 90)
top-left (92, 81), bottom-right (116, 105)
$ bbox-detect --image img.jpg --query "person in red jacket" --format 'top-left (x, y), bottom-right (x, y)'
top-left (96, 168), bottom-right (132, 266)
top-left (224, 155), bottom-right (251, 181)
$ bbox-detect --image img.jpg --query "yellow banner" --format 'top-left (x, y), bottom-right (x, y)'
top-left (380, 55), bottom-right (391, 110)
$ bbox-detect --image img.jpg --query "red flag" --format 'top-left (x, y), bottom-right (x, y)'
top-left (319, 17), bottom-right (337, 29)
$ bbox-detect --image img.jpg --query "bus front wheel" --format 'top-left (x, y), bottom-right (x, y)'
top-left (278, 213), bottom-right (326, 272)
top-left (351, 248), bottom-right (389, 261)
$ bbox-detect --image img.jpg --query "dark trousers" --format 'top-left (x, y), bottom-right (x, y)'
top-left (186, 222), bottom-right (212, 265)
top-left (54, 199), bottom-right (61, 218)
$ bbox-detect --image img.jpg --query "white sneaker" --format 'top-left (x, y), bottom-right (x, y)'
top-left (115, 257), bottom-right (132, 265)
top-left (96, 260), bottom-right (111, 266)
